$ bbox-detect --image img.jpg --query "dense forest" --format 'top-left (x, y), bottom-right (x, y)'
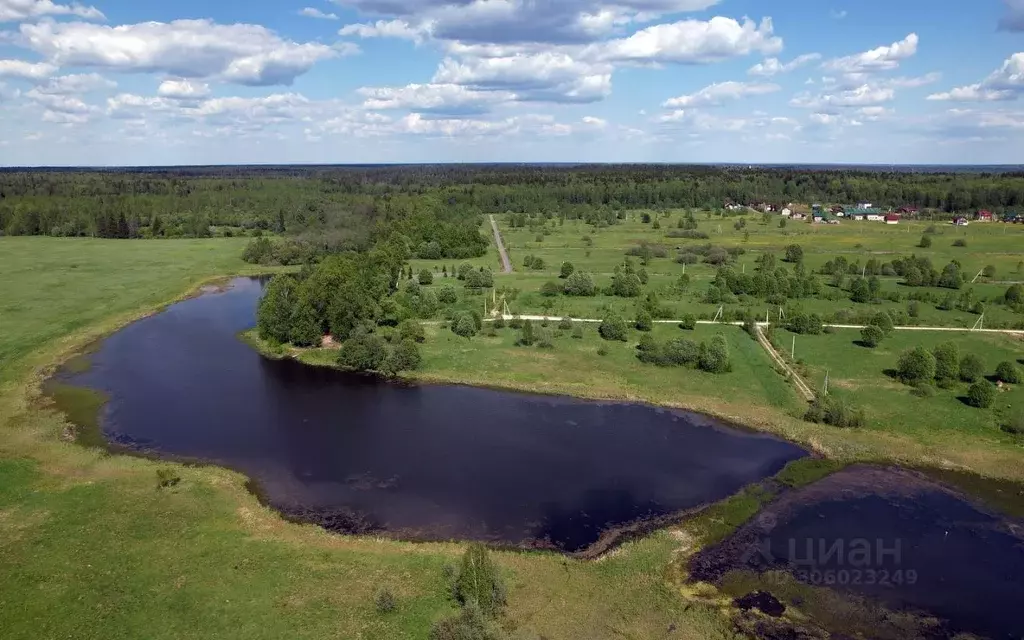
top-left (2, 165), bottom-right (1023, 245)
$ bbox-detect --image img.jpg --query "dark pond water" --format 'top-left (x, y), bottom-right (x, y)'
top-left (54, 277), bottom-right (807, 553)
top-left (690, 467), bottom-right (1024, 640)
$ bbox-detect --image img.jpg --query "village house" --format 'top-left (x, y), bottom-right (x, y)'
top-left (884, 214), bottom-right (900, 225)
top-left (857, 201), bottom-right (873, 209)
top-left (780, 207), bottom-right (792, 217)
top-left (953, 216), bottom-right (969, 227)
top-left (1003, 212), bottom-right (1020, 223)
top-left (849, 212), bottom-right (866, 221)
top-left (790, 212), bottom-right (807, 221)
top-left (866, 212), bottom-right (886, 222)
top-left (976, 210), bottom-right (994, 222)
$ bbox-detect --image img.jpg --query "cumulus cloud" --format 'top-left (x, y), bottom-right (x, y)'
top-left (34, 72), bottom-right (115, 93)
top-left (158, 79), bottom-right (211, 100)
top-left (339, 19), bottom-right (429, 43)
top-left (823, 33), bottom-right (918, 74)
top-left (0, 0), bottom-right (103, 22)
top-left (748, 53), bottom-right (820, 77)
top-left (999, 0), bottom-right (1024, 31)
top-left (927, 53), bottom-right (1024, 102)
top-left (596, 17), bottom-right (782, 64)
top-left (663, 81), bottom-right (779, 108)
top-left (333, 0), bottom-right (722, 45)
top-left (18, 19), bottom-right (342, 86)
top-left (299, 7), bottom-right (339, 20)
top-left (359, 82), bottom-right (510, 114)
top-left (433, 52), bottom-right (612, 103)
top-left (791, 83), bottom-right (895, 109)
top-left (0, 58), bottom-right (57, 80)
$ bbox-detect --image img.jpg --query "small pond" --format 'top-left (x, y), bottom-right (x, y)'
top-left (690, 466), bottom-right (1024, 639)
top-left (52, 277), bottom-right (807, 554)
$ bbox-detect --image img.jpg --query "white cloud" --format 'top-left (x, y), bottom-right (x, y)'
top-left (25, 86), bottom-right (98, 117)
top-left (34, 72), bottom-right (115, 94)
top-left (340, 19), bottom-right (429, 43)
top-left (0, 58), bottom-right (57, 80)
top-left (581, 115), bottom-right (607, 128)
top-left (0, 0), bottom-right (103, 22)
top-left (433, 52), bottom-right (612, 103)
top-left (597, 17), bottom-right (782, 64)
top-left (158, 79), bottom-right (211, 100)
top-left (663, 81), bottom-right (779, 108)
top-left (359, 82), bottom-right (509, 114)
top-left (830, 9), bottom-right (848, 19)
top-left (299, 7), bottom-right (339, 20)
top-left (823, 33), bottom-right (918, 74)
top-left (748, 53), bottom-right (820, 77)
top-left (792, 83), bottom-right (895, 109)
top-left (1000, 0), bottom-right (1024, 31)
top-left (19, 19), bottom-right (342, 86)
top-left (928, 53), bottom-right (1024, 102)
top-left (332, 0), bottom-right (722, 45)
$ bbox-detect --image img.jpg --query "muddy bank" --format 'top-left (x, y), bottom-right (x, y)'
top-left (690, 465), bottom-right (1024, 640)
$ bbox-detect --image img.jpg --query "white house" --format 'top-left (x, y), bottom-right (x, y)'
top-left (780, 207), bottom-right (792, 217)
top-left (885, 214), bottom-right (900, 225)
top-left (857, 201), bottom-right (873, 209)
top-left (867, 213), bottom-right (885, 222)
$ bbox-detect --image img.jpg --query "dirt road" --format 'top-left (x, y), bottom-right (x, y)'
top-left (489, 215), bottom-right (512, 273)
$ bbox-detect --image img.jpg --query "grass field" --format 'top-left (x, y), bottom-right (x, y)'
top-left (408, 212), bottom-right (1024, 330)
top-left (0, 236), bottom-right (743, 640)
top-left (3, 229), bottom-right (1023, 639)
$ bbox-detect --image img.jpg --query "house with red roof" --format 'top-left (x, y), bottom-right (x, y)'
top-left (884, 214), bottom-right (900, 225)
top-left (976, 210), bottom-right (994, 222)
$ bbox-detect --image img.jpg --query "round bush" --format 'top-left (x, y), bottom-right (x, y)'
top-left (967, 381), bottom-right (996, 408)
top-left (860, 325), bottom-right (884, 348)
top-left (959, 354), bottom-right (985, 383)
top-left (996, 361), bottom-right (1021, 384)
top-left (896, 347), bottom-right (936, 385)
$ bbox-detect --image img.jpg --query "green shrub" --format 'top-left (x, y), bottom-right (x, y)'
top-left (599, 313), bottom-right (628, 342)
top-left (563, 271), bottom-right (597, 296)
top-left (803, 394), bottom-right (865, 428)
top-left (438, 285), bottom-right (458, 304)
top-left (558, 317), bottom-right (573, 331)
top-left (418, 269), bottom-right (434, 285)
top-left (492, 316), bottom-right (506, 329)
top-left (156, 469), bottom-right (181, 489)
top-left (540, 281), bottom-right (561, 297)
top-left (996, 361), bottom-right (1021, 384)
top-left (560, 262), bottom-right (575, 278)
top-left (338, 333), bottom-right (388, 371)
top-left (918, 235), bottom-right (932, 248)
top-left (398, 320), bottom-right (426, 343)
top-left (698, 335), bottom-right (731, 374)
top-left (932, 342), bottom-right (961, 383)
top-left (679, 314), bottom-right (697, 330)
top-left (952, 238), bottom-right (967, 247)
top-left (453, 543), bottom-right (506, 616)
top-left (597, 346), bottom-right (609, 356)
top-left (375, 588), bottom-right (397, 613)
top-left (571, 324), bottom-right (584, 339)
top-left (896, 347), bottom-right (936, 385)
top-left (516, 319), bottom-right (535, 346)
top-left (860, 325), bottom-right (884, 348)
top-left (967, 381), bottom-right (996, 408)
top-left (635, 310), bottom-right (653, 332)
top-left (959, 354), bottom-right (985, 382)
top-left (452, 314), bottom-right (478, 338)
top-left (869, 311), bottom-right (895, 335)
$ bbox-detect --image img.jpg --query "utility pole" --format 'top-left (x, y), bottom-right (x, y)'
top-left (791, 334), bottom-right (796, 360)
top-left (823, 370), bottom-right (830, 396)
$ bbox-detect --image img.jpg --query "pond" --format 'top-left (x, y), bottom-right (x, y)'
top-left (51, 277), bottom-right (808, 554)
top-left (689, 466), bottom-right (1024, 640)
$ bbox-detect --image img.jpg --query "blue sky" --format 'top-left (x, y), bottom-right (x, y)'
top-left (0, 0), bottom-right (1023, 165)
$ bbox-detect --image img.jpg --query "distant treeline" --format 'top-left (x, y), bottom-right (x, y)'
top-left (2, 165), bottom-right (1024, 242)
